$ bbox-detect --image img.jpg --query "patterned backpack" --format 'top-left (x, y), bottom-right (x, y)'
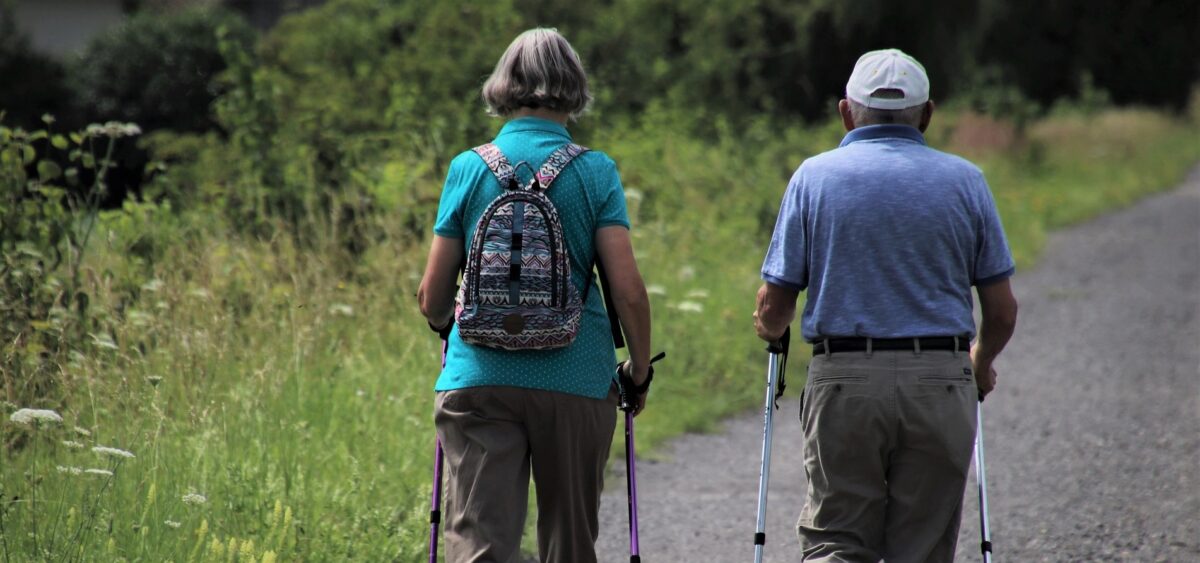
top-left (454, 142), bottom-right (590, 350)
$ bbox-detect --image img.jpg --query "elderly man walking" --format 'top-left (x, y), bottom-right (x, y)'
top-left (753, 49), bottom-right (1019, 562)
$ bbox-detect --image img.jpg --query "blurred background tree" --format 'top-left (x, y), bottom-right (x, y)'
top-left (3, 0), bottom-right (1197, 212)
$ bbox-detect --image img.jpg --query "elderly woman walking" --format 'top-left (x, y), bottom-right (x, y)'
top-left (417, 28), bottom-right (653, 563)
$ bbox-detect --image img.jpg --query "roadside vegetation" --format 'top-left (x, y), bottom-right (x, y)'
top-left (2, 1), bottom-right (1198, 560)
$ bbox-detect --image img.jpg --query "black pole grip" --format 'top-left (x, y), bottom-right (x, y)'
top-left (429, 321), bottom-right (453, 341)
top-left (754, 532), bottom-right (766, 546)
top-left (981, 540), bottom-right (992, 554)
top-left (766, 327), bottom-right (790, 406)
top-left (765, 326), bottom-right (791, 355)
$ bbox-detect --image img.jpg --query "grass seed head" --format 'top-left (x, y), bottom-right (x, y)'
top-left (92, 445), bottom-right (136, 459)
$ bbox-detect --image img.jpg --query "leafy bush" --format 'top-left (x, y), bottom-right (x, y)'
top-left (0, 117), bottom-right (142, 437)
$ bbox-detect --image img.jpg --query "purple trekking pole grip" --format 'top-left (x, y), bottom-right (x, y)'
top-left (428, 336), bottom-right (449, 563)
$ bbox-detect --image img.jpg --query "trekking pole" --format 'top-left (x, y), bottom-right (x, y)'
top-left (428, 326), bottom-right (451, 563)
top-left (753, 328), bottom-right (790, 563)
top-left (617, 352), bottom-right (666, 563)
top-left (974, 397), bottom-right (993, 562)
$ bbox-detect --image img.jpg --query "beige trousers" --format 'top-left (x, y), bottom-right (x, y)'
top-left (434, 385), bottom-right (618, 563)
top-left (798, 349), bottom-right (978, 563)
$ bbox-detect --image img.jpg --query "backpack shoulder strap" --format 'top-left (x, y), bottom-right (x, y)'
top-left (529, 143), bottom-right (589, 192)
top-left (472, 143), bottom-right (518, 190)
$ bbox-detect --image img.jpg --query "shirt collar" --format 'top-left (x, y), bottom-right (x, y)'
top-left (839, 124), bottom-right (926, 148)
top-left (498, 117), bottom-right (573, 140)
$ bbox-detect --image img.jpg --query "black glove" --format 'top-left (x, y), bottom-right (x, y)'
top-left (428, 320), bottom-right (453, 341)
top-left (616, 352), bottom-right (666, 412)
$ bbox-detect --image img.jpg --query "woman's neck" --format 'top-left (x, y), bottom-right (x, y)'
top-left (512, 107), bottom-right (570, 125)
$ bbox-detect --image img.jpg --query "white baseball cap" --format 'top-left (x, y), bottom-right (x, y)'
top-left (845, 49), bottom-right (929, 110)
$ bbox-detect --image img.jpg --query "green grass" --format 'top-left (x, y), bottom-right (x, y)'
top-left (2, 106), bottom-right (1198, 561)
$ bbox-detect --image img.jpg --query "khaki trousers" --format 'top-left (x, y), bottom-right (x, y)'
top-left (798, 349), bottom-right (977, 563)
top-left (434, 386), bottom-right (618, 563)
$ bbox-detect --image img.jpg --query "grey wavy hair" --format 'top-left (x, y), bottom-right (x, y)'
top-left (481, 28), bottom-right (593, 119)
top-left (848, 89), bottom-right (926, 127)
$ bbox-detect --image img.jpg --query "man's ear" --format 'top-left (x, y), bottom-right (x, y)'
top-left (839, 99), bottom-right (855, 132)
top-left (918, 100), bottom-right (935, 133)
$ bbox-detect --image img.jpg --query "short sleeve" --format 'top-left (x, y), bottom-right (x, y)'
top-left (972, 176), bottom-right (1016, 285)
top-left (433, 155), bottom-right (467, 238)
top-left (761, 168), bottom-right (808, 291)
top-left (594, 155), bottom-right (631, 230)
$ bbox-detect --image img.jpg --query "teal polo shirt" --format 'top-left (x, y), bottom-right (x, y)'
top-left (432, 117), bottom-right (631, 399)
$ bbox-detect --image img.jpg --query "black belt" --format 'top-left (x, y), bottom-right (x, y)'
top-left (811, 336), bottom-right (969, 356)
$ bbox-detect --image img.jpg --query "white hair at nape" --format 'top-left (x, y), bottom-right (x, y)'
top-left (481, 28), bottom-right (593, 119)
top-left (848, 88), bottom-right (925, 127)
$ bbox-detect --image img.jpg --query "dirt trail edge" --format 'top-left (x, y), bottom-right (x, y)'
top-left (595, 169), bottom-right (1200, 562)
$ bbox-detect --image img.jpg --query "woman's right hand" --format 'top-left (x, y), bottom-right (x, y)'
top-left (618, 360), bottom-right (650, 416)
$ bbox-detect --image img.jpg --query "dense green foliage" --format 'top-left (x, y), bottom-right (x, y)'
top-left (978, 0), bottom-right (1199, 110)
top-left (73, 8), bottom-right (255, 134)
top-left (1, 0), bottom-right (1199, 560)
top-left (0, 8), bottom-right (74, 129)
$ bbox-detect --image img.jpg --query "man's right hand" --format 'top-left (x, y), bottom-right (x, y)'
top-left (972, 356), bottom-right (997, 399)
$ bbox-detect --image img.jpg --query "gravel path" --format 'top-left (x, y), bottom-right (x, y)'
top-left (595, 169), bottom-right (1200, 562)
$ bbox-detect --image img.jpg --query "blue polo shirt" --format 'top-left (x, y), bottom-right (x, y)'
top-left (761, 124), bottom-right (1015, 342)
top-left (432, 117), bottom-right (631, 399)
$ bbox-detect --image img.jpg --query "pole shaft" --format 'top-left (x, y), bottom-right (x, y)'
top-left (974, 401), bottom-right (993, 563)
top-left (429, 441), bottom-right (444, 563)
top-left (753, 352), bottom-right (781, 563)
top-left (626, 410), bottom-right (640, 557)
top-left (429, 340), bottom-right (449, 563)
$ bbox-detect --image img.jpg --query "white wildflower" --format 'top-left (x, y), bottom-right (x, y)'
top-left (646, 284), bottom-right (667, 296)
top-left (92, 446), bottom-right (136, 459)
top-left (164, 520), bottom-right (182, 529)
top-left (91, 121), bottom-right (141, 138)
top-left (328, 304), bottom-right (354, 317)
top-left (355, 389), bottom-right (366, 398)
top-left (9, 408), bottom-right (63, 425)
top-left (127, 310), bottom-right (153, 327)
top-left (670, 301), bottom-right (705, 313)
top-left (141, 278), bottom-right (164, 292)
top-left (182, 492), bottom-right (208, 505)
top-left (685, 289), bottom-right (710, 299)
top-left (73, 426), bottom-right (92, 437)
top-left (146, 375), bottom-right (164, 387)
top-left (85, 468), bottom-right (114, 477)
top-left (623, 188), bottom-right (644, 202)
top-left (62, 440), bottom-right (85, 449)
top-left (57, 465), bottom-right (84, 475)
top-left (90, 333), bottom-right (119, 350)
top-left (679, 265), bottom-right (696, 281)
